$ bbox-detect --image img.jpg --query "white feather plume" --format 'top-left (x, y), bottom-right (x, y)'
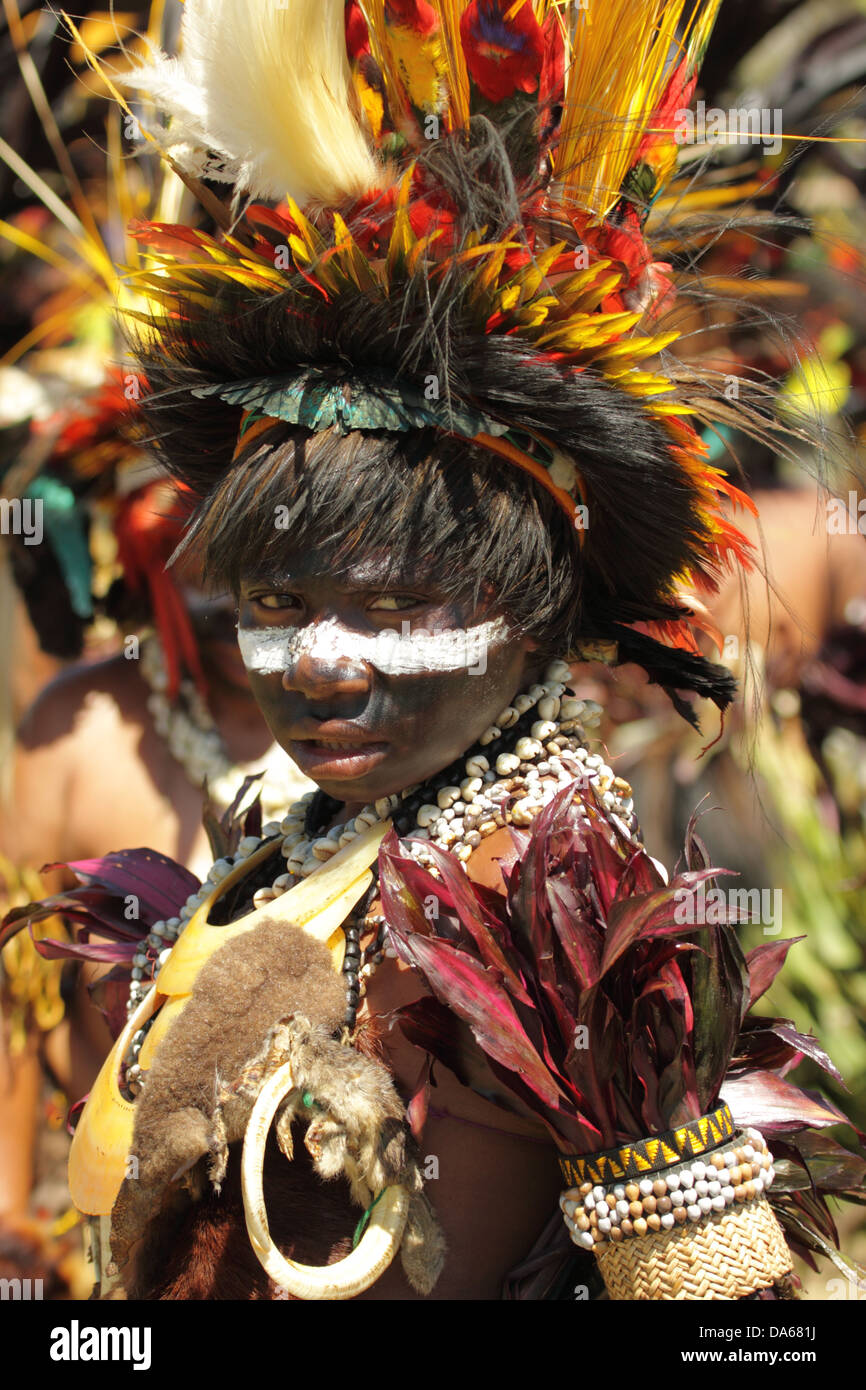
top-left (125, 0), bottom-right (383, 206)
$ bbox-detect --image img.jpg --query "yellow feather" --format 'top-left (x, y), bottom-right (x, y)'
top-left (553, 0), bottom-right (721, 219)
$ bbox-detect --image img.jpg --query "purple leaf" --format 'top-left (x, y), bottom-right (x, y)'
top-left (745, 938), bottom-right (805, 1008)
top-left (764, 1023), bottom-right (846, 1087)
top-left (721, 1070), bottom-right (852, 1134)
top-left (58, 848), bottom-right (199, 917)
top-left (32, 935), bottom-right (138, 964)
top-left (395, 997), bottom-right (551, 1126)
top-left (544, 877), bottom-right (601, 992)
top-left (788, 1131), bottom-right (866, 1192)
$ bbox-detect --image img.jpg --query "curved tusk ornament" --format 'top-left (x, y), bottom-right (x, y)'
top-left (241, 1061), bottom-right (410, 1300)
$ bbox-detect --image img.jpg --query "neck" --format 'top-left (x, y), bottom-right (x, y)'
top-left (309, 657), bottom-right (579, 839)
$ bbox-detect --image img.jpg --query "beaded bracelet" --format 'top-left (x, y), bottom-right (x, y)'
top-left (560, 1129), bottom-right (776, 1250)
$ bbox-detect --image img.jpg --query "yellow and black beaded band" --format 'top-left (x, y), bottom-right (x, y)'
top-left (558, 1103), bottom-right (735, 1187)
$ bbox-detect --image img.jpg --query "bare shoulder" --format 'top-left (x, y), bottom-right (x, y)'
top-left (16, 653), bottom-right (150, 752)
top-left (4, 655), bottom-right (152, 865)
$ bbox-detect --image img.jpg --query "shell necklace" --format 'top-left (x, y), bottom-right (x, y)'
top-left (123, 661), bottom-right (636, 1085)
top-left (127, 659), bottom-right (633, 1007)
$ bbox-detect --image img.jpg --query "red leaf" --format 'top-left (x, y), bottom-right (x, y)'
top-left (599, 867), bottom-right (724, 976)
top-left (383, 907), bottom-right (567, 1113)
top-left (397, 838), bottom-right (533, 1004)
top-left (766, 1024), bottom-right (846, 1088)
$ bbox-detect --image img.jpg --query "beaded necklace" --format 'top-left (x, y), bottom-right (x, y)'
top-left (123, 660), bottom-right (636, 1089)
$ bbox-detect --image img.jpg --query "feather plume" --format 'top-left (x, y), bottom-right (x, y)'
top-left (125, 0), bottom-right (384, 204)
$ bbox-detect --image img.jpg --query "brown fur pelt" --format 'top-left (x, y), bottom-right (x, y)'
top-left (108, 917), bottom-right (445, 1298)
top-left (129, 1131), bottom-right (361, 1299)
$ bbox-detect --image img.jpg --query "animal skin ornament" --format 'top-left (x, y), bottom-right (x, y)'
top-left (72, 825), bottom-right (446, 1299)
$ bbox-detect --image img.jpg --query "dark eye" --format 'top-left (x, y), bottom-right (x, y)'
top-left (368, 594), bottom-right (423, 612)
top-left (255, 592), bottom-right (301, 611)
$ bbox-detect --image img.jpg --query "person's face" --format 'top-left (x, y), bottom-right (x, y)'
top-left (236, 548), bottom-right (540, 804)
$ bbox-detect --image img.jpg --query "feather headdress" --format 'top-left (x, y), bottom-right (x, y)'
top-left (93, 0), bottom-right (792, 718)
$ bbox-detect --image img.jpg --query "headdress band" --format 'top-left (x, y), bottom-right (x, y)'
top-left (216, 376), bottom-right (587, 547)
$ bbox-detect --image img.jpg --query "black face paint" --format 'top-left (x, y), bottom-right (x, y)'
top-left (237, 550), bottom-right (539, 803)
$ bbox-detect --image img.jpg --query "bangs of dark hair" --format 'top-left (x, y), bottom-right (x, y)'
top-left (179, 422), bottom-right (581, 659)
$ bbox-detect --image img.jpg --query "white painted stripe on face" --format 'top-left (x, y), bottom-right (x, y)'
top-left (237, 615), bottom-right (509, 677)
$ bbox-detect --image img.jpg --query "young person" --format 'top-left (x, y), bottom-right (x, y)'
top-left (17, 0), bottom-right (864, 1300)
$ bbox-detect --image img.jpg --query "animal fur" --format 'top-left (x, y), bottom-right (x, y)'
top-left (109, 917), bottom-right (444, 1298)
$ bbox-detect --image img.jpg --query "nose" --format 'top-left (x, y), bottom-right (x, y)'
top-left (280, 620), bottom-right (372, 701)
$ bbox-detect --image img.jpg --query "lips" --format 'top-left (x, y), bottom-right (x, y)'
top-left (286, 721), bottom-right (390, 781)
top-left (289, 738), bottom-right (390, 781)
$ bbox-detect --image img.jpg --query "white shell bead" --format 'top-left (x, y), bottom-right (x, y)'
top-left (312, 838), bottom-right (338, 860)
top-left (496, 706), bottom-right (519, 729)
top-left (465, 755), bottom-right (489, 776)
top-left (416, 805), bottom-right (440, 828)
top-left (496, 753), bottom-right (521, 775)
top-left (478, 726), bottom-right (501, 745)
top-left (460, 776), bottom-right (483, 799)
top-left (536, 696), bottom-right (560, 720)
top-left (514, 737), bottom-right (543, 759)
top-left (531, 720), bottom-right (557, 741)
top-left (514, 694), bottom-right (534, 714)
top-left (544, 660), bottom-right (571, 682)
top-left (559, 698), bottom-right (584, 720)
top-left (437, 786), bottom-right (462, 809)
